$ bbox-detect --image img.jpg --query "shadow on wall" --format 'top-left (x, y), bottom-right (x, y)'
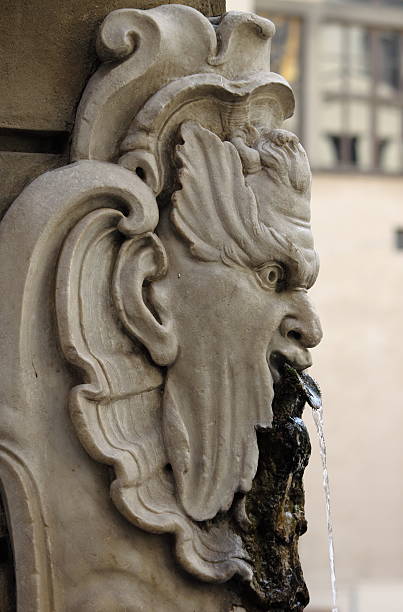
top-left (0, 491), bottom-right (15, 611)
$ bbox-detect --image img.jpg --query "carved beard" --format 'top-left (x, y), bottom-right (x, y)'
top-left (162, 336), bottom-right (274, 522)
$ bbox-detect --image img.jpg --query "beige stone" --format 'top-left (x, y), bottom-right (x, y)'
top-left (0, 0), bottom-right (225, 223)
top-left (0, 5), bottom-right (321, 609)
top-left (0, 152), bottom-right (67, 219)
top-left (0, 0), bottom-right (225, 132)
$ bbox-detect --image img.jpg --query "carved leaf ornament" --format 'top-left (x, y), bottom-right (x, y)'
top-left (0, 5), bottom-right (319, 591)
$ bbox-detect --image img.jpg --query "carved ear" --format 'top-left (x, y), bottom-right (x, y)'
top-left (113, 233), bottom-right (178, 366)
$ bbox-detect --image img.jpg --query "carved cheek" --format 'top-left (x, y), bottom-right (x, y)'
top-left (252, 292), bottom-right (287, 344)
top-left (221, 285), bottom-right (272, 339)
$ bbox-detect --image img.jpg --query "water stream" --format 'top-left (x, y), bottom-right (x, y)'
top-left (311, 405), bottom-right (338, 612)
top-left (281, 364), bottom-right (338, 612)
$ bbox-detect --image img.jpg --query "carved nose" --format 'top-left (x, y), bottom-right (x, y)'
top-left (280, 294), bottom-right (323, 349)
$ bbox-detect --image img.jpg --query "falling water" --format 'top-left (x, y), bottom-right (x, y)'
top-left (311, 405), bottom-right (338, 612)
top-left (293, 368), bottom-right (338, 612)
top-left (282, 364), bottom-right (338, 612)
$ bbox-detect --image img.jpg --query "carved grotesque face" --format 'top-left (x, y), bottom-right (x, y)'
top-left (56, 119), bottom-right (322, 582)
top-left (143, 123), bottom-right (322, 523)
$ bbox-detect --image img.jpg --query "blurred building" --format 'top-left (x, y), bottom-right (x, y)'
top-left (226, 0), bottom-right (403, 610)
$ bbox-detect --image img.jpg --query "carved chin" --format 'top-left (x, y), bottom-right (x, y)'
top-left (162, 353), bottom-right (274, 523)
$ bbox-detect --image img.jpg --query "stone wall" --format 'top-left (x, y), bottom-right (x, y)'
top-left (0, 0), bottom-right (225, 216)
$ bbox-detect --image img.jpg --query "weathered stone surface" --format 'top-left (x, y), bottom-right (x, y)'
top-left (0, 152), bottom-right (67, 219)
top-left (0, 5), bottom-right (321, 611)
top-left (0, 0), bottom-right (225, 132)
top-left (0, 0), bottom-right (225, 217)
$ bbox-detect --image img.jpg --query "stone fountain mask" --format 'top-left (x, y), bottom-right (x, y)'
top-left (91, 120), bottom-right (322, 578)
top-left (0, 7), bottom-right (323, 608)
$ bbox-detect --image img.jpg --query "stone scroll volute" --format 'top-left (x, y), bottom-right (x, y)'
top-left (0, 6), bottom-right (322, 611)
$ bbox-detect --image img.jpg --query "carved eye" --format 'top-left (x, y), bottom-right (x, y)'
top-left (255, 263), bottom-right (286, 291)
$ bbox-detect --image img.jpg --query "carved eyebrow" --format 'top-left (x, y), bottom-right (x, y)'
top-left (295, 250), bottom-right (319, 289)
top-left (263, 226), bottom-right (319, 289)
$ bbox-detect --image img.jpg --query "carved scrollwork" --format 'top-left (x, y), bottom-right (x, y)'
top-left (55, 150), bottom-right (253, 584)
top-left (0, 4), bottom-right (321, 604)
top-left (57, 4), bottom-right (320, 588)
top-left (71, 5), bottom-right (294, 172)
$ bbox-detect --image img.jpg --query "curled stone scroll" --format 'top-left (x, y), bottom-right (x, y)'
top-left (0, 5), bottom-right (322, 611)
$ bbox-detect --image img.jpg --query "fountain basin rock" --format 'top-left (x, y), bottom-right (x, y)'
top-left (232, 366), bottom-right (313, 611)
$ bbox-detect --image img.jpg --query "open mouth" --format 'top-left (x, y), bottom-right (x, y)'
top-left (270, 352), bottom-right (322, 410)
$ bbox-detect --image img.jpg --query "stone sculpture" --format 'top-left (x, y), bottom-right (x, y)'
top-left (0, 5), bottom-right (321, 610)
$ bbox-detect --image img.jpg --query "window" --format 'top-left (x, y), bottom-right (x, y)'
top-left (395, 228), bottom-right (403, 249)
top-left (319, 22), bottom-right (403, 172)
top-left (257, 0), bottom-right (403, 174)
top-left (266, 14), bottom-right (303, 136)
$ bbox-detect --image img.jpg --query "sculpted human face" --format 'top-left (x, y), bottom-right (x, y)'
top-left (130, 122), bottom-right (322, 525)
top-left (154, 181), bottom-right (322, 523)
top-left (246, 171), bottom-right (322, 378)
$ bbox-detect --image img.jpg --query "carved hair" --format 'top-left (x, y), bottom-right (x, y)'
top-left (232, 127), bottom-right (311, 195)
top-left (172, 122), bottom-right (315, 277)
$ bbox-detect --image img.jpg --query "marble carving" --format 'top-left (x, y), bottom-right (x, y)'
top-left (0, 5), bottom-right (322, 610)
